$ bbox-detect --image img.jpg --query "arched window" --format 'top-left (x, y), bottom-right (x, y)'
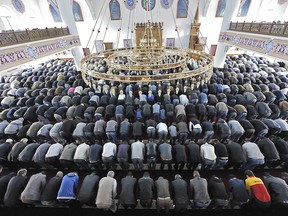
top-left (216, 0), bottom-right (226, 17)
top-left (177, 0), bottom-right (188, 18)
top-left (109, 0), bottom-right (121, 20)
top-left (73, 1), bottom-right (84, 21)
top-left (49, 4), bottom-right (62, 22)
top-left (0, 5), bottom-right (17, 29)
top-left (141, 0), bottom-right (156, 11)
top-left (237, 0), bottom-right (251, 17)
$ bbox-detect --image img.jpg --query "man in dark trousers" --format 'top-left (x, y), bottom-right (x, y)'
top-left (4, 168), bottom-right (28, 207)
top-left (171, 174), bottom-right (189, 213)
top-left (256, 138), bottom-right (281, 168)
top-left (224, 140), bottom-right (246, 170)
top-left (186, 141), bottom-right (201, 170)
top-left (138, 171), bottom-right (154, 208)
top-left (118, 171), bottom-right (137, 209)
top-left (173, 143), bottom-right (187, 170)
top-left (41, 171), bottom-right (64, 206)
top-left (208, 175), bottom-right (229, 209)
top-left (78, 172), bottom-right (99, 206)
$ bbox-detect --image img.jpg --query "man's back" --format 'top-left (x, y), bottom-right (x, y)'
top-left (190, 177), bottom-right (210, 202)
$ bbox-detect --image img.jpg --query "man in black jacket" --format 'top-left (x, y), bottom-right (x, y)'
top-left (208, 175), bottom-right (229, 209)
top-left (119, 171), bottom-right (137, 209)
top-left (171, 174), bottom-right (189, 213)
top-left (173, 143), bottom-right (187, 170)
top-left (0, 139), bottom-right (13, 168)
top-left (4, 168), bottom-right (28, 207)
top-left (78, 172), bottom-right (99, 206)
top-left (0, 171), bottom-right (16, 206)
top-left (41, 171), bottom-right (63, 206)
top-left (224, 140), bottom-right (245, 170)
top-left (186, 141), bottom-right (201, 170)
top-left (138, 172), bottom-right (154, 208)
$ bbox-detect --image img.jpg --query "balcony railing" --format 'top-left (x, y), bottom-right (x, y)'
top-left (0, 27), bottom-right (70, 47)
top-left (229, 22), bottom-right (288, 37)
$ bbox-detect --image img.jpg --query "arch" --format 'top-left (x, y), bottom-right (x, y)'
top-left (177, 0), bottom-right (188, 18)
top-left (109, 0), bottom-right (121, 20)
top-left (0, 5), bottom-right (18, 29)
top-left (237, 0), bottom-right (251, 17)
top-left (215, 0), bottom-right (226, 17)
top-left (0, 6), bottom-right (12, 17)
top-left (85, 0), bottom-right (97, 20)
top-left (141, 0), bottom-right (156, 11)
top-left (49, 4), bottom-right (62, 22)
top-left (73, 1), bottom-right (84, 22)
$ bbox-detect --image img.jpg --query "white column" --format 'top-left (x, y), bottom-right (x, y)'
top-left (0, 19), bottom-right (6, 30)
top-left (214, 0), bottom-right (241, 68)
top-left (57, 0), bottom-right (83, 70)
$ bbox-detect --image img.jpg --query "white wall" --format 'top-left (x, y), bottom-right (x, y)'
top-left (0, 0), bottom-right (46, 30)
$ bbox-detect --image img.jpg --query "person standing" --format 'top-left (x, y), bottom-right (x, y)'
top-left (244, 170), bottom-right (271, 208)
top-left (96, 171), bottom-right (117, 213)
top-left (118, 171), bottom-right (137, 209)
top-left (189, 171), bottom-right (211, 209)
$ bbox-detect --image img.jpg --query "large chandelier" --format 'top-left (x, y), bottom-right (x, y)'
top-left (81, 6), bottom-right (213, 88)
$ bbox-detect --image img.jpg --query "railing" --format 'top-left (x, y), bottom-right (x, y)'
top-left (229, 22), bottom-right (288, 37)
top-left (0, 27), bottom-right (70, 47)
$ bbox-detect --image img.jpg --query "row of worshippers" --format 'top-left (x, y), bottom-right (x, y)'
top-left (0, 135), bottom-right (288, 172)
top-left (1, 168), bottom-right (288, 212)
top-left (0, 55), bottom-right (288, 129)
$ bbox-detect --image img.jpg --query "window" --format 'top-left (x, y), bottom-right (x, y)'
top-left (49, 4), bottom-right (62, 22)
top-left (73, 1), bottom-right (84, 21)
top-left (237, 0), bottom-right (251, 17)
top-left (109, 0), bottom-right (121, 20)
top-left (216, 0), bottom-right (226, 17)
top-left (177, 0), bottom-right (188, 18)
top-left (141, 0), bottom-right (156, 11)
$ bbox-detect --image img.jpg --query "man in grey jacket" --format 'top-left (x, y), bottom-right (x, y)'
top-left (189, 171), bottom-right (211, 209)
top-left (118, 171), bottom-right (137, 209)
top-left (155, 176), bottom-right (171, 213)
top-left (21, 171), bottom-right (47, 205)
top-left (96, 171), bottom-right (117, 212)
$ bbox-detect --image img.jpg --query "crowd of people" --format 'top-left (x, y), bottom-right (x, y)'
top-left (0, 54), bottom-right (288, 211)
top-left (0, 168), bottom-right (288, 212)
top-left (0, 55), bottom-right (288, 172)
